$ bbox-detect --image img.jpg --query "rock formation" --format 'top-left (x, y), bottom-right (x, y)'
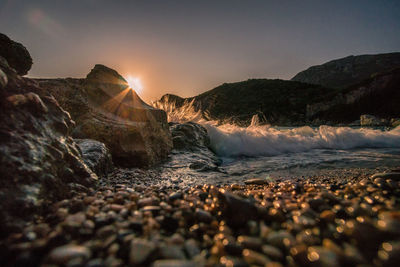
top-left (0, 34), bottom-right (97, 234)
top-left (38, 65), bottom-right (172, 167)
top-left (0, 33), bottom-right (33, 75)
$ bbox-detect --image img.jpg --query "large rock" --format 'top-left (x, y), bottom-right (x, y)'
top-left (291, 52), bottom-right (400, 88)
top-left (75, 139), bottom-right (113, 177)
top-left (0, 56), bottom-right (97, 234)
top-left (0, 33), bottom-right (32, 75)
top-left (170, 122), bottom-right (210, 150)
top-left (38, 64), bottom-right (172, 167)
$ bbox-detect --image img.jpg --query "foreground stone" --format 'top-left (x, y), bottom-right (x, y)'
top-left (0, 37), bottom-right (97, 236)
top-left (0, 33), bottom-right (32, 75)
top-left (3, 171), bottom-right (398, 266)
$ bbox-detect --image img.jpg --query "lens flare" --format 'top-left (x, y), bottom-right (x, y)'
top-left (126, 76), bottom-right (143, 93)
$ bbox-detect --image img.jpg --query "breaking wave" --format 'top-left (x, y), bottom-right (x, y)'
top-left (153, 97), bottom-right (400, 157)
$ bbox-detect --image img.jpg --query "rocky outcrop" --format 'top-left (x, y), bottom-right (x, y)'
top-left (169, 122), bottom-right (221, 172)
top-left (0, 52), bottom-right (97, 234)
top-left (0, 33), bottom-right (33, 75)
top-left (291, 52), bottom-right (400, 88)
top-left (75, 139), bottom-right (113, 177)
top-left (38, 65), bottom-right (172, 167)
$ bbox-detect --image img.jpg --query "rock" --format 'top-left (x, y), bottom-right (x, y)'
top-left (371, 172), bottom-right (400, 180)
top-left (152, 260), bottom-right (195, 267)
top-left (170, 122), bottom-right (210, 150)
top-left (46, 245), bottom-right (91, 265)
top-left (0, 67), bottom-right (7, 89)
top-left (360, 114), bottom-right (387, 126)
top-left (0, 56), bottom-right (97, 235)
top-left (244, 178), bottom-right (269, 185)
top-left (129, 239), bottom-right (156, 265)
top-left (38, 64), bottom-right (172, 167)
top-left (242, 249), bottom-right (270, 266)
top-left (195, 208), bottom-right (213, 223)
top-left (0, 33), bottom-right (32, 75)
top-left (75, 139), bottom-right (113, 177)
top-left (218, 191), bottom-right (258, 228)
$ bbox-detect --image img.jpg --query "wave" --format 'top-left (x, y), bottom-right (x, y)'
top-left (153, 96), bottom-right (400, 157)
top-left (206, 124), bottom-right (400, 157)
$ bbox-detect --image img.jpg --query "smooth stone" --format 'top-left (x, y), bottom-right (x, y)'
top-left (169, 192), bottom-right (183, 201)
top-left (371, 172), bottom-right (400, 180)
top-left (158, 245), bottom-right (186, 260)
top-left (237, 236), bottom-right (263, 250)
top-left (195, 208), bottom-right (213, 223)
top-left (46, 245), bottom-right (91, 265)
top-left (244, 178), bottom-right (269, 185)
top-left (184, 239), bottom-right (201, 258)
top-left (138, 197), bottom-right (159, 207)
top-left (151, 260), bottom-right (194, 267)
top-left (242, 249), bottom-right (270, 266)
top-left (267, 231), bottom-right (295, 249)
top-left (262, 245), bottom-right (284, 261)
top-left (129, 239), bottom-right (156, 265)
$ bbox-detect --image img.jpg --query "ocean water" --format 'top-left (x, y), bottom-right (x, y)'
top-left (153, 99), bottom-right (400, 185)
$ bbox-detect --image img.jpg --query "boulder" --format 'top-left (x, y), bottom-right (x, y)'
top-left (0, 33), bottom-right (32, 75)
top-left (38, 64), bottom-right (172, 167)
top-left (170, 122), bottom-right (210, 151)
top-left (360, 114), bottom-right (387, 126)
top-left (75, 139), bottom-right (113, 177)
top-left (0, 57), bottom-right (97, 234)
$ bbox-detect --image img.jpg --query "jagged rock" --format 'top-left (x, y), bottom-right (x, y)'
top-left (170, 122), bottom-right (210, 150)
top-left (75, 139), bottom-right (113, 177)
top-left (360, 114), bottom-right (387, 126)
top-left (38, 64), bottom-right (172, 167)
top-left (0, 33), bottom-right (32, 75)
top-left (0, 58), bottom-right (97, 235)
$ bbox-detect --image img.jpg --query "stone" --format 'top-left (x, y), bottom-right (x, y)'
top-left (129, 239), bottom-right (156, 265)
top-left (46, 245), bottom-right (91, 265)
top-left (195, 208), bottom-right (213, 223)
top-left (37, 64), bottom-right (172, 167)
top-left (152, 260), bottom-right (194, 267)
top-left (0, 56), bottom-right (97, 235)
top-left (242, 249), bottom-right (270, 266)
top-left (169, 122), bottom-right (210, 150)
top-left (75, 139), bottom-right (113, 177)
top-left (371, 172), bottom-right (400, 181)
top-left (218, 191), bottom-right (258, 228)
top-left (0, 33), bottom-right (32, 75)
top-left (244, 178), bottom-right (269, 185)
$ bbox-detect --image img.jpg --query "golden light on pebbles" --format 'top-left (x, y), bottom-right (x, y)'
top-left (307, 247), bottom-right (320, 262)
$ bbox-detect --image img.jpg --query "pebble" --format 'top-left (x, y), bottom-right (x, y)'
top-left (129, 239), bottom-right (156, 265)
top-left (46, 245), bottom-right (91, 265)
top-left (244, 178), bottom-right (269, 185)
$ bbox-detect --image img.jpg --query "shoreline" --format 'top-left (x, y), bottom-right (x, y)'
top-left (2, 168), bottom-right (399, 266)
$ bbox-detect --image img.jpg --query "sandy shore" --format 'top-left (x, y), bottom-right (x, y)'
top-left (1, 168), bottom-right (399, 267)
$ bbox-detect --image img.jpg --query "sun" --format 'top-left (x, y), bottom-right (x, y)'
top-left (126, 76), bottom-right (143, 94)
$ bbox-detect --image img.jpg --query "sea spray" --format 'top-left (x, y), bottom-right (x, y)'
top-left (153, 97), bottom-right (400, 157)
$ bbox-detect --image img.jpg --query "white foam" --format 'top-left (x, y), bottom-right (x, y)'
top-left (153, 97), bottom-right (400, 157)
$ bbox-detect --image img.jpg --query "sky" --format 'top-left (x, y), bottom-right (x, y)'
top-left (1, 0), bottom-right (399, 102)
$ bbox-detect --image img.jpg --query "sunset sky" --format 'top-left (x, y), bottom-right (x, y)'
top-left (1, 0), bottom-right (399, 102)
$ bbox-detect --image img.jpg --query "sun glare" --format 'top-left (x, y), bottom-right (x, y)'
top-left (126, 76), bottom-right (143, 94)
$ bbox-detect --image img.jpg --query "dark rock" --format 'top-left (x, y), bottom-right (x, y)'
top-left (244, 178), bottom-right (269, 185)
top-left (46, 245), bottom-right (91, 265)
top-left (129, 239), bottom-right (156, 265)
top-left (0, 33), bottom-right (32, 75)
top-left (37, 64), bottom-right (172, 167)
top-left (218, 191), bottom-right (258, 228)
top-left (170, 122), bottom-right (210, 150)
top-left (75, 139), bottom-right (113, 177)
top-left (0, 58), bottom-right (97, 235)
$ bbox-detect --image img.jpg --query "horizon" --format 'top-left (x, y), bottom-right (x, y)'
top-left (1, 0), bottom-right (400, 102)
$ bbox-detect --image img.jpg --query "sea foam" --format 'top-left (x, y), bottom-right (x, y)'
top-left (153, 97), bottom-right (400, 157)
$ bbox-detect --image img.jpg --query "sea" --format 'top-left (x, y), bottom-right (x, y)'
top-left (152, 100), bottom-right (400, 186)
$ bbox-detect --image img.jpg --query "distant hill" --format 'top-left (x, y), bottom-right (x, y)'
top-left (291, 52), bottom-right (400, 88)
top-left (158, 53), bottom-right (400, 126)
top-left (158, 79), bottom-right (336, 126)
